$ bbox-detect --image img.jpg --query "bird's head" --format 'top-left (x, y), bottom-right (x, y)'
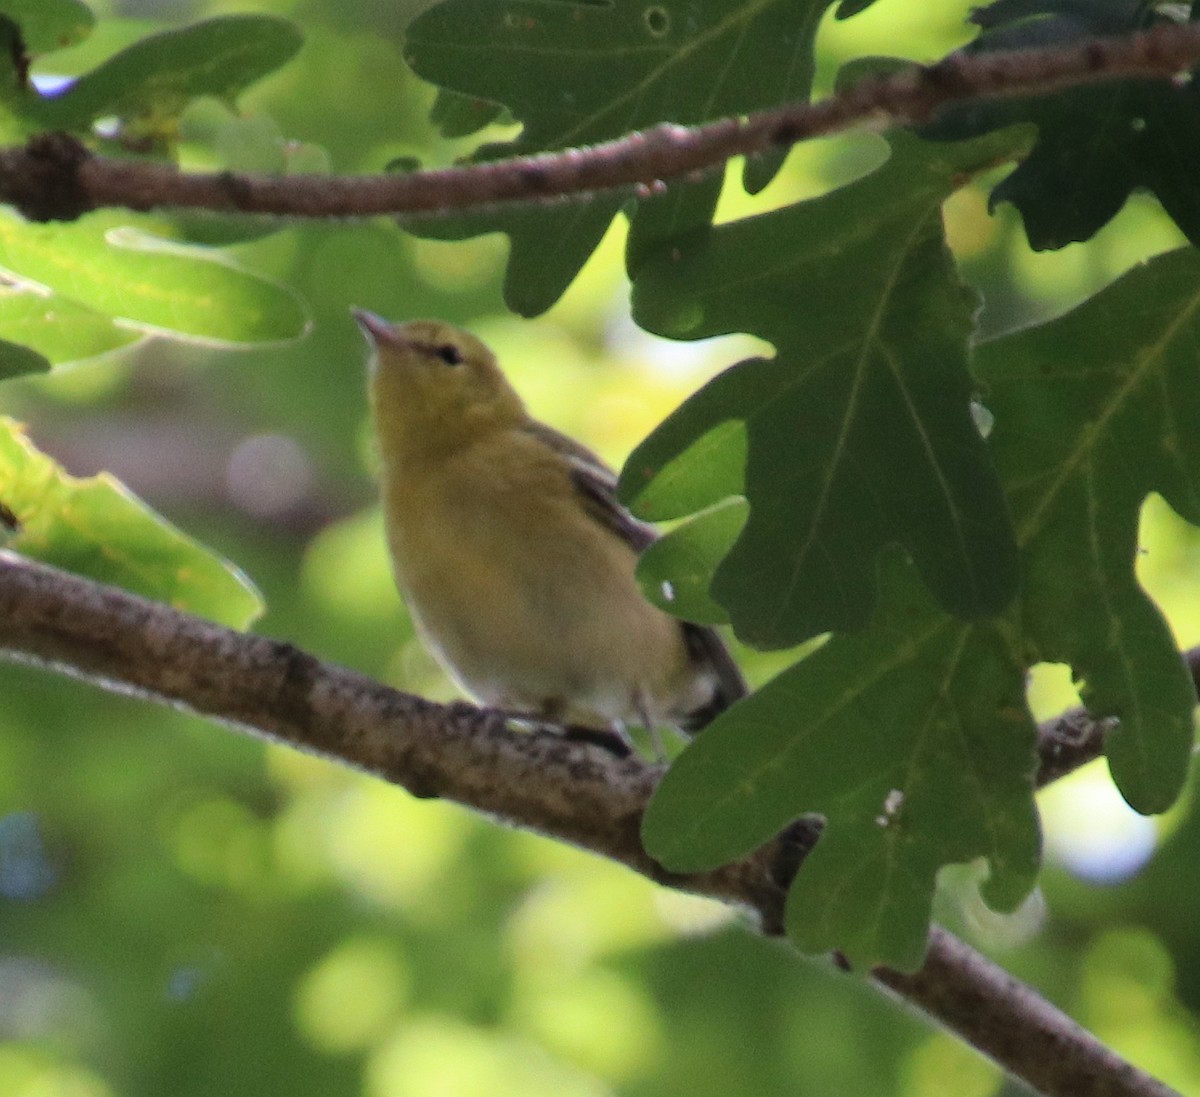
top-left (353, 310), bottom-right (526, 460)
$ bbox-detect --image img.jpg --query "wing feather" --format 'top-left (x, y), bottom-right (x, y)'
top-left (524, 420), bottom-right (657, 552)
top-left (523, 419), bottom-right (747, 731)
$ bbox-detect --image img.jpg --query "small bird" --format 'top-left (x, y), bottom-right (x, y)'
top-left (353, 310), bottom-right (746, 755)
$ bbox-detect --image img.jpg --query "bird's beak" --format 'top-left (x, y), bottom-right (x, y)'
top-left (351, 307), bottom-right (397, 347)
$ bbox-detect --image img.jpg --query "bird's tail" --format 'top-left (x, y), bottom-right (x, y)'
top-left (677, 623), bottom-right (748, 734)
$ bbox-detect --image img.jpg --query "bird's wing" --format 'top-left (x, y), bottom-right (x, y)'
top-left (523, 418), bottom-right (748, 731)
top-left (523, 420), bottom-right (658, 553)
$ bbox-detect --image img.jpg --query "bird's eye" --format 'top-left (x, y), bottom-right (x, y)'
top-left (436, 344), bottom-right (463, 366)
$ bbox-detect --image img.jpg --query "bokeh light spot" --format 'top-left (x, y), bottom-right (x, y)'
top-left (368, 1018), bottom-right (613, 1097)
top-left (225, 433), bottom-right (312, 518)
top-left (295, 936), bottom-right (409, 1053)
top-left (1041, 767), bottom-right (1159, 884)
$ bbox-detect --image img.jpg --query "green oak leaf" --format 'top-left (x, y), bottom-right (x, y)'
top-left (0, 282), bottom-right (140, 372)
top-left (0, 338), bottom-right (48, 378)
top-left (403, 0), bottom-right (878, 314)
top-left (0, 0), bottom-right (93, 55)
top-left (0, 209), bottom-right (309, 347)
top-left (924, 0), bottom-right (1200, 249)
top-left (624, 417), bottom-right (747, 522)
top-left (644, 557), bottom-right (1040, 970)
top-left (637, 499), bottom-right (748, 624)
top-left (0, 419), bottom-right (262, 628)
top-left (641, 233), bottom-right (1200, 972)
top-left (977, 246), bottom-right (1200, 813)
top-left (20, 15), bottom-right (303, 137)
top-left (623, 129), bottom-right (1029, 647)
top-left (428, 88), bottom-right (504, 138)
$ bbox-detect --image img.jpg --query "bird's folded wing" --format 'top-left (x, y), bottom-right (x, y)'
top-left (523, 420), bottom-right (658, 553)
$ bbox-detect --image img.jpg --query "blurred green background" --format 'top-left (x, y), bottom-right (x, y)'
top-left (2, 1), bottom-right (1199, 1094)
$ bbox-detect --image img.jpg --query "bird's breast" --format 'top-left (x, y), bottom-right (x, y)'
top-left (379, 436), bottom-right (692, 724)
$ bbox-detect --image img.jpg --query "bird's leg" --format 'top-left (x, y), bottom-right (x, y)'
top-left (560, 724), bottom-right (634, 758)
top-left (504, 699), bottom-right (635, 759)
top-left (634, 693), bottom-right (667, 763)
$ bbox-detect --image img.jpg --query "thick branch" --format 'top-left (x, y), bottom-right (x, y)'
top-left (0, 550), bottom-right (1189, 1097)
top-left (0, 550), bottom-right (799, 924)
top-left (3, 21), bottom-right (1200, 222)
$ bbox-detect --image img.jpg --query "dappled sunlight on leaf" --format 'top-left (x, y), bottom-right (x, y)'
top-left (0, 418), bottom-right (262, 626)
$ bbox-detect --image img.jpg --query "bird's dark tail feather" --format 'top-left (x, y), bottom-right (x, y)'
top-left (678, 622), bottom-right (748, 734)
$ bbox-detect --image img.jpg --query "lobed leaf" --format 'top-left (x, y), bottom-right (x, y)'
top-left (644, 243), bottom-right (1200, 971)
top-left (925, 0), bottom-right (1200, 248)
top-left (644, 558), bottom-right (1040, 970)
top-left (977, 246), bottom-right (1200, 813)
top-left (404, 0), bottom-right (879, 314)
top-left (625, 130), bottom-right (1029, 647)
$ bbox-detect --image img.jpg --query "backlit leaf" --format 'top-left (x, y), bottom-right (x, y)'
top-left (0, 419), bottom-right (262, 628)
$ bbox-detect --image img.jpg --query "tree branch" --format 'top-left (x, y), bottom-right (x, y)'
top-left (0, 549), bottom-right (801, 926)
top-left (1034, 645), bottom-right (1200, 788)
top-left (876, 932), bottom-right (1183, 1097)
top-left (0, 549), bottom-right (1189, 1097)
top-left (3, 21), bottom-right (1200, 222)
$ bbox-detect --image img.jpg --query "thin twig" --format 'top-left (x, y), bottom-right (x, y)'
top-left (1034, 647), bottom-right (1200, 787)
top-left (2, 21), bottom-right (1200, 222)
top-left (0, 550), bottom-right (1189, 1097)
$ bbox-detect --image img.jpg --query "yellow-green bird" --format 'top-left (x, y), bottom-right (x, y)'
top-left (354, 310), bottom-right (746, 753)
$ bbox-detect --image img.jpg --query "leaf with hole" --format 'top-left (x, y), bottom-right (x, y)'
top-left (637, 499), bottom-right (749, 624)
top-left (644, 558), bottom-right (1040, 970)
